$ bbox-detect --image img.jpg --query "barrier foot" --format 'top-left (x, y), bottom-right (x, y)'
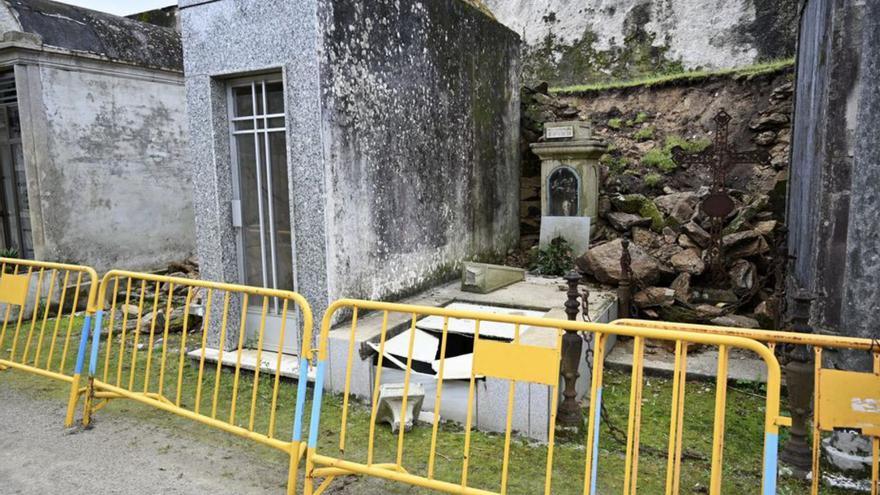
top-left (0, 364), bottom-right (8, 371)
top-left (64, 374), bottom-right (83, 428)
top-left (82, 377), bottom-right (95, 427)
top-left (286, 442), bottom-right (302, 495)
top-left (312, 476), bottom-right (335, 495)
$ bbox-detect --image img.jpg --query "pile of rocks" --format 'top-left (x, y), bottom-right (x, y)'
top-left (103, 257), bottom-right (203, 335)
top-left (576, 189), bottom-right (784, 329)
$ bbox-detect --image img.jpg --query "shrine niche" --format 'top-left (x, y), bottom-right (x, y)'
top-left (548, 166), bottom-right (579, 216)
top-left (531, 120), bottom-right (606, 223)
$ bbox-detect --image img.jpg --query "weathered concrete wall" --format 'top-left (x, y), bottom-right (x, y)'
top-left (319, 0), bottom-right (521, 301)
top-left (484, 0), bottom-right (798, 86)
top-left (787, 0), bottom-right (879, 368)
top-left (15, 59), bottom-right (193, 272)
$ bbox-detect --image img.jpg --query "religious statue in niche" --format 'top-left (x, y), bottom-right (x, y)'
top-left (548, 167), bottom-right (580, 216)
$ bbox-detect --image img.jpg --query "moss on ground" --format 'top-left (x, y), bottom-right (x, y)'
top-left (551, 58), bottom-right (794, 95)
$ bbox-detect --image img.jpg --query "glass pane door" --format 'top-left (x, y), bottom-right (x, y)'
top-left (229, 76), bottom-right (296, 353)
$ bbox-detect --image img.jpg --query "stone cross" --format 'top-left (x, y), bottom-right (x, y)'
top-left (671, 109), bottom-right (770, 283)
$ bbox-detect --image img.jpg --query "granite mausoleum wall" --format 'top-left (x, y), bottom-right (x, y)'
top-left (319, 0), bottom-right (521, 301)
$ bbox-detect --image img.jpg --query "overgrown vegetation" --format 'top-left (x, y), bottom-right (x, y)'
top-left (600, 153), bottom-right (630, 175)
top-left (530, 237), bottom-right (574, 276)
top-left (551, 58), bottom-right (795, 95)
top-left (641, 135), bottom-right (712, 174)
top-left (633, 125), bottom-right (655, 141)
top-left (644, 172), bottom-right (663, 188)
top-left (0, 247), bottom-right (19, 259)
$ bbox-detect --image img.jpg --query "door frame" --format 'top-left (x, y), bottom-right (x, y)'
top-left (226, 73), bottom-right (298, 354)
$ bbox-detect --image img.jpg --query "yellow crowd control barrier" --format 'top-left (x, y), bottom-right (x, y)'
top-left (303, 299), bottom-right (784, 495)
top-left (83, 270), bottom-right (314, 495)
top-left (614, 318), bottom-right (880, 495)
top-left (0, 257), bottom-right (98, 427)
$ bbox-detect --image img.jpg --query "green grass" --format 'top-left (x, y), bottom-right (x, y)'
top-left (642, 135), bottom-right (712, 174)
top-left (644, 172), bottom-right (663, 188)
top-left (551, 58), bottom-right (795, 95)
top-left (0, 314), bottom-right (852, 494)
top-left (642, 148), bottom-right (677, 173)
top-left (600, 153), bottom-right (630, 175)
top-left (633, 126), bottom-right (656, 142)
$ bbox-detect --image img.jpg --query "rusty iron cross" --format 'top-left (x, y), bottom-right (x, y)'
top-left (671, 109), bottom-right (771, 283)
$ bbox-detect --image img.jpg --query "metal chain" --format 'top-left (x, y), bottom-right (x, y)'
top-left (578, 292), bottom-right (708, 462)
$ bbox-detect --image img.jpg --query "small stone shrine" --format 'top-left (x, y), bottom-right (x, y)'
top-left (531, 121), bottom-right (606, 219)
top-left (531, 121), bottom-right (605, 254)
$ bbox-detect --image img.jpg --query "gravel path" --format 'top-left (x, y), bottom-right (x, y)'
top-left (0, 379), bottom-right (292, 495)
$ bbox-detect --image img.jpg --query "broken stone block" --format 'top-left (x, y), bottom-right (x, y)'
top-left (728, 259), bottom-right (757, 294)
top-left (677, 234), bottom-right (698, 249)
top-left (605, 211), bottom-right (650, 231)
top-left (634, 287), bottom-right (675, 308)
top-left (693, 304), bottom-right (726, 319)
top-left (461, 262), bottom-right (525, 294)
top-left (577, 238), bottom-right (661, 285)
top-left (632, 226), bottom-right (662, 249)
top-left (610, 193), bottom-right (665, 232)
top-left (377, 383), bottom-right (426, 433)
top-left (723, 230), bottom-right (770, 258)
top-left (755, 130), bottom-right (777, 146)
top-left (653, 192), bottom-right (698, 224)
top-left (670, 273), bottom-right (691, 302)
top-left (710, 314), bottom-right (760, 329)
top-left (670, 248), bottom-right (705, 275)
top-left (755, 220), bottom-right (777, 236)
top-left (681, 221), bottom-right (711, 248)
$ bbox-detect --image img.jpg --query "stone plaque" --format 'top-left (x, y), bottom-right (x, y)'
top-left (547, 167), bottom-right (580, 216)
top-left (546, 125), bottom-right (574, 139)
top-left (539, 216), bottom-right (591, 257)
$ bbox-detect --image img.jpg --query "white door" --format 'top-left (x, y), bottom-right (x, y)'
top-left (228, 75), bottom-right (298, 355)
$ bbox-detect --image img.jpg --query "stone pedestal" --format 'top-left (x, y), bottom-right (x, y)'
top-left (530, 121), bottom-right (606, 226)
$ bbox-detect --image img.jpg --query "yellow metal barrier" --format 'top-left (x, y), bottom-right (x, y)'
top-left (0, 257), bottom-right (98, 427)
top-left (303, 299), bottom-right (784, 495)
top-left (83, 270), bottom-right (314, 495)
top-left (614, 318), bottom-right (880, 494)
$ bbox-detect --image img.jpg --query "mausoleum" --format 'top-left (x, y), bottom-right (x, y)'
top-left (180, 0), bottom-right (521, 352)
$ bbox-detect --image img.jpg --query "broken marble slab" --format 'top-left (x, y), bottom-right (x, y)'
top-left (416, 302), bottom-right (547, 340)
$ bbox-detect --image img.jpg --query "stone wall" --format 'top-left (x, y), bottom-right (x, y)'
top-left (788, 0), bottom-right (879, 366)
top-left (16, 57), bottom-right (193, 272)
top-left (319, 0), bottom-right (521, 301)
top-left (484, 0), bottom-right (798, 86)
top-left (521, 66), bottom-right (793, 326)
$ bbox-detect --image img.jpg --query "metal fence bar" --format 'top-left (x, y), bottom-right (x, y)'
top-left (584, 332), bottom-right (607, 495)
top-left (80, 269), bottom-right (313, 495)
top-left (304, 299), bottom-right (783, 495)
top-left (614, 318), bottom-right (880, 495)
top-left (623, 336), bottom-right (645, 495)
top-left (709, 345), bottom-right (729, 495)
top-left (0, 258), bottom-right (99, 428)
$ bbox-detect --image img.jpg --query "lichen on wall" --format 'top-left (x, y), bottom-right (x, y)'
top-left (484, 0), bottom-right (798, 86)
top-left (318, 0), bottom-right (521, 301)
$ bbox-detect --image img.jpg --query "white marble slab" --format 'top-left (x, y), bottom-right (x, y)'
top-left (416, 302), bottom-right (547, 340)
top-left (187, 348), bottom-right (316, 381)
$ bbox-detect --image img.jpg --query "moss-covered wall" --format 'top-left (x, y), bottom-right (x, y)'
top-left (484, 0), bottom-right (798, 86)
